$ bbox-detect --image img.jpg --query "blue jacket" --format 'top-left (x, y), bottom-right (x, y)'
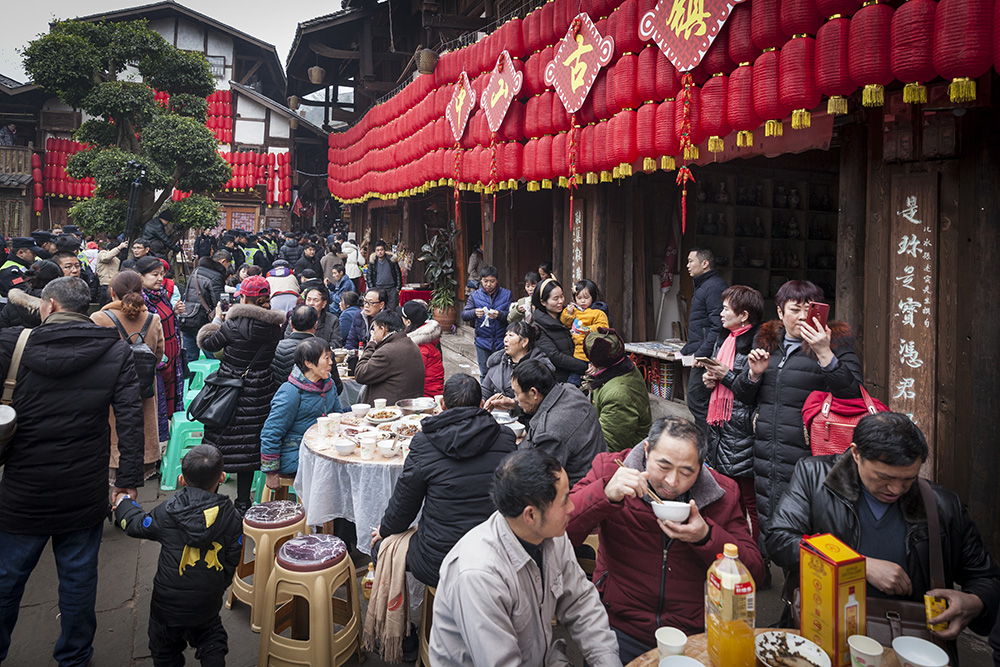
top-left (344, 308), bottom-right (368, 349)
top-left (329, 274), bottom-right (356, 315)
top-left (260, 366), bottom-right (343, 474)
top-left (461, 286), bottom-right (512, 351)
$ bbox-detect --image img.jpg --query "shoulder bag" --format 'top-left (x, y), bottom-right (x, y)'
top-left (802, 385), bottom-right (889, 456)
top-left (0, 328), bottom-right (32, 465)
top-left (176, 268), bottom-right (213, 330)
top-left (187, 344), bottom-right (266, 430)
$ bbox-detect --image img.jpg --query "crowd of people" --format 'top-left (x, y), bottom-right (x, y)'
top-left (0, 216), bottom-right (998, 667)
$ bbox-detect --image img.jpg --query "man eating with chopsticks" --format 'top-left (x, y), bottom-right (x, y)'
top-left (567, 416), bottom-right (764, 663)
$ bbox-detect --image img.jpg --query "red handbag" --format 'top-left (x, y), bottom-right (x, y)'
top-left (801, 386), bottom-right (889, 456)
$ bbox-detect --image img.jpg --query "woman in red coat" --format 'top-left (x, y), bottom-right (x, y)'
top-left (403, 300), bottom-right (444, 397)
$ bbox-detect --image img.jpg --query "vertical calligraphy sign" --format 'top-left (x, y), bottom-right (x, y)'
top-left (888, 173), bottom-right (938, 458)
top-left (571, 200), bottom-right (586, 283)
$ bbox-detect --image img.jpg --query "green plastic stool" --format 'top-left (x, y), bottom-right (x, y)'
top-left (187, 368), bottom-right (206, 393)
top-left (187, 359), bottom-right (219, 391)
top-left (160, 413), bottom-right (205, 491)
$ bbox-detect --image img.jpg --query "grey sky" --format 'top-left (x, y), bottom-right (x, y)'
top-left (2, 0), bottom-right (342, 84)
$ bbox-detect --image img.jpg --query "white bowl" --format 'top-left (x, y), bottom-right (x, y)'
top-left (351, 403), bottom-right (371, 418)
top-left (651, 500), bottom-right (692, 522)
top-left (507, 422), bottom-right (525, 438)
top-left (892, 637), bottom-right (949, 667)
top-left (377, 442), bottom-right (396, 458)
top-left (658, 657), bottom-right (702, 667)
top-left (332, 439), bottom-right (356, 456)
top-left (756, 631), bottom-right (831, 667)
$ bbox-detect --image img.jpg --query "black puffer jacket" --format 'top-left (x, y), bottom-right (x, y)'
top-left (179, 257), bottom-right (226, 332)
top-left (0, 313), bottom-right (144, 534)
top-left (480, 346), bottom-right (555, 400)
top-left (197, 304), bottom-right (284, 472)
top-left (731, 320), bottom-right (862, 546)
top-left (532, 309), bottom-right (587, 382)
top-left (681, 270), bottom-right (728, 356)
top-left (767, 453), bottom-right (1000, 638)
top-left (284, 308), bottom-right (342, 349)
top-left (0, 288), bottom-right (41, 330)
top-left (115, 486), bottom-right (243, 625)
top-left (705, 324), bottom-right (759, 479)
top-left (278, 239), bottom-right (304, 267)
top-left (272, 330), bottom-right (344, 395)
top-left (379, 406), bottom-right (517, 587)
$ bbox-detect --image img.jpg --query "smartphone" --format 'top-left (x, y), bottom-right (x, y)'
top-left (695, 356), bottom-right (725, 368)
top-left (806, 302), bottom-right (829, 330)
top-left (219, 293), bottom-right (231, 312)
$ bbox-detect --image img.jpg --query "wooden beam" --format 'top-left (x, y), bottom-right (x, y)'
top-left (329, 107), bottom-right (359, 123)
top-left (360, 18), bottom-right (374, 80)
top-left (362, 80), bottom-right (399, 93)
top-left (238, 60), bottom-right (262, 86)
top-left (310, 43), bottom-right (360, 60)
top-left (423, 14), bottom-right (489, 31)
top-left (835, 122), bottom-right (867, 356)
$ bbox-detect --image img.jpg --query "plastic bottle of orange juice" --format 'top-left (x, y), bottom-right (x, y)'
top-left (706, 543), bottom-right (756, 667)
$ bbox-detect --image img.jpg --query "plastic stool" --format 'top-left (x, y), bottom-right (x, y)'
top-left (416, 585), bottom-right (437, 667)
top-left (227, 500), bottom-right (307, 633)
top-left (188, 358), bottom-right (220, 384)
top-left (252, 471), bottom-right (298, 504)
top-left (258, 533), bottom-right (363, 666)
top-left (160, 413), bottom-right (205, 491)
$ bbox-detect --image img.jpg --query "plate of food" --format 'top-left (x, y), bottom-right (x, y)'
top-left (366, 407), bottom-right (402, 424)
top-left (392, 421), bottom-right (421, 438)
top-left (340, 414), bottom-right (365, 427)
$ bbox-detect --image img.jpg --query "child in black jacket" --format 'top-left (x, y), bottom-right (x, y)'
top-left (114, 445), bottom-right (242, 667)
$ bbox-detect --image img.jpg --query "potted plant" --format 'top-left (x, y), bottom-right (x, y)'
top-left (419, 222), bottom-right (461, 328)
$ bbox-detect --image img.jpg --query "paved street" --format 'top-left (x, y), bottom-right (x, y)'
top-left (3, 324), bottom-right (995, 666)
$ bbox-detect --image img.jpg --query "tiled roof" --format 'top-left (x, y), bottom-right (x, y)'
top-left (0, 173), bottom-right (32, 188)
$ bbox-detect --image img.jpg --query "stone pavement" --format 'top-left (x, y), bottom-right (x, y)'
top-left (4, 326), bottom-right (995, 666)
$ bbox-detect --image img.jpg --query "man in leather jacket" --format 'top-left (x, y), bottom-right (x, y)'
top-left (767, 412), bottom-right (1000, 648)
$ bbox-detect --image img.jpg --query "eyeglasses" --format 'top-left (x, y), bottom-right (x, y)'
top-left (363, 299), bottom-right (382, 306)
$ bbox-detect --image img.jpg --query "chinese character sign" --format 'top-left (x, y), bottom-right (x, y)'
top-left (481, 51), bottom-right (523, 133)
top-left (888, 174), bottom-right (938, 442)
top-left (544, 15), bottom-right (614, 114)
top-left (447, 72), bottom-right (476, 144)
top-left (639, 0), bottom-right (747, 72)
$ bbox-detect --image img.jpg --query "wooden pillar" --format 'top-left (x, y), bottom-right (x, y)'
top-left (623, 178), bottom-right (636, 340)
top-left (552, 191), bottom-right (565, 279)
top-left (588, 185), bottom-right (608, 291)
top-left (862, 108), bottom-right (891, 401)
top-left (836, 122), bottom-right (868, 357)
top-left (481, 193), bottom-right (494, 265)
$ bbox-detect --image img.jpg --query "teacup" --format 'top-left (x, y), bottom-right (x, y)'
top-left (848, 635), bottom-right (883, 667)
top-left (358, 433), bottom-right (378, 460)
top-left (351, 403), bottom-right (371, 418)
top-left (374, 398), bottom-right (387, 409)
top-left (655, 627), bottom-right (687, 658)
top-left (892, 637), bottom-right (949, 667)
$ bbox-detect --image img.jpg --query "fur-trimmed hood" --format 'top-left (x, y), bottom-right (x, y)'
top-left (196, 303), bottom-right (285, 350)
top-left (7, 288), bottom-right (39, 313)
top-left (407, 319), bottom-right (441, 346)
top-left (753, 319), bottom-right (855, 360)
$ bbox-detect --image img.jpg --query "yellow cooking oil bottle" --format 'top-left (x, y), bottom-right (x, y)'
top-left (706, 543), bottom-right (756, 667)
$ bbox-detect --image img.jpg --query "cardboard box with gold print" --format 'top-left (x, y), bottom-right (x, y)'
top-left (799, 534), bottom-right (867, 667)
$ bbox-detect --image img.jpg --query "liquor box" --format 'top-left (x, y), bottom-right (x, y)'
top-left (799, 533), bottom-right (867, 667)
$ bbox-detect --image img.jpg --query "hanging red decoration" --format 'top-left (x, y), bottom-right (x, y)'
top-left (753, 48), bottom-right (787, 135)
top-left (727, 63), bottom-right (760, 146)
top-left (654, 51), bottom-right (681, 100)
top-left (675, 73), bottom-right (705, 160)
top-left (592, 70), bottom-right (611, 120)
top-left (537, 135), bottom-right (553, 189)
top-left (580, 123), bottom-right (597, 183)
top-left (594, 121), bottom-right (613, 181)
top-left (849, 1), bottom-right (894, 106)
top-left (703, 22), bottom-right (736, 75)
top-left (891, 0), bottom-right (938, 104)
top-left (552, 93), bottom-right (572, 133)
top-left (637, 102), bottom-right (659, 171)
top-left (33, 198), bottom-right (43, 215)
top-left (638, 46), bottom-right (659, 101)
top-left (525, 95), bottom-right (542, 138)
top-left (779, 36), bottom-right (821, 128)
top-left (701, 74), bottom-right (730, 153)
top-left (611, 109), bottom-right (639, 175)
top-left (638, 0), bottom-right (747, 72)
top-left (728, 3), bottom-right (762, 64)
top-left (502, 141), bottom-right (523, 189)
top-left (932, 0), bottom-right (993, 102)
top-left (751, 0), bottom-right (790, 50)
top-left (524, 138), bottom-right (539, 191)
top-left (538, 91), bottom-right (555, 136)
top-left (816, 16), bottom-right (854, 114)
top-left (616, 0), bottom-right (645, 55)
top-left (544, 14), bottom-right (615, 114)
top-left (781, 0), bottom-right (825, 35)
top-left (611, 54), bottom-right (641, 115)
top-left (655, 99), bottom-right (680, 170)
top-left (552, 132), bottom-right (569, 187)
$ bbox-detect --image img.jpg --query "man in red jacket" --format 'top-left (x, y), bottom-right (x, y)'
top-left (568, 416), bottom-right (764, 663)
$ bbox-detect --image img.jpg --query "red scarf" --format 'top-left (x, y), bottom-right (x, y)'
top-left (706, 324), bottom-right (752, 426)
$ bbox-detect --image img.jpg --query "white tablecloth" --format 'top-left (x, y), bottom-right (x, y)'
top-left (293, 425), bottom-right (406, 556)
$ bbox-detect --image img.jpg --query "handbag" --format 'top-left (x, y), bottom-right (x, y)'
top-left (802, 385), bottom-right (889, 456)
top-left (865, 478), bottom-right (946, 647)
top-left (0, 328), bottom-right (32, 465)
top-left (176, 268), bottom-right (213, 330)
top-left (186, 345), bottom-right (265, 430)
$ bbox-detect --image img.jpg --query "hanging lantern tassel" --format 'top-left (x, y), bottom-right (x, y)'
top-left (676, 166), bottom-right (695, 234)
top-left (933, 0), bottom-right (992, 103)
top-left (454, 143), bottom-right (461, 224)
top-left (568, 116), bottom-right (578, 231)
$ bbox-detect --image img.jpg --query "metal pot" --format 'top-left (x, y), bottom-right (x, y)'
top-left (396, 397), bottom-right (437, 415)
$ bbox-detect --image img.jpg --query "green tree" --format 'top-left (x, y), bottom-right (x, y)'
top-left (22, 19), bottom-right (230, 235)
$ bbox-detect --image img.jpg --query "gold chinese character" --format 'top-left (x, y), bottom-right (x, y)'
top-left (667, 0), bottom-right (711, 40)
top-left (563, 34), bottom-right (594, 93)
top-left (454, 85), bottom-right (467, 115)
top-left (491, 78), bottom-right (509, 108)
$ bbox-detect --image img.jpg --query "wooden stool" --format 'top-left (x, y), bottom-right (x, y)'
top-left (258, 533), bottom-right (364, 667)
top-left (416, 585), bottom-right (437, 667)
top-left (227, 500), bottom-right (307, 633)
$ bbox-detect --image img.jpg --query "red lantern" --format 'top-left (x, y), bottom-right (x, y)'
top-left (611, 54), bottom-right (641, 115)
top-left (551, 132), bottom-right (568, 187)
top-left (675, 79), bottom-right (705, 160)
top-left (537, 135), bottom-right (553, 188)
top-left (592, 69), bottom-right (610, 120)
top-left (701, 74), bottom-right (730, 153)
top-left (891, 0), bottom-right (938, 103)
top-left (752, 0), bottom-right (790, 50)
top-left (779, 36), bottom-right (821, 129)
top-left (616, 0), bottom-right (644, 54)
top-left (33, 198), bottom-right (43, 215)
top-left (579, 124), bottom-right (596, 182)
top-left (32, 168), bottom-right (42, 183)
top-left (523, 138), bottom-right (538, 190)
top-left (729, 3), bottom-right (763, 65)
top-left (933, 0), bottom-right (993, 102)
top-left (31, 153), bottom-right (41, 169)
top-left (655, 99), bottom-right (679, 170)
top-left (816, 17), bottom-right (855, 114)
top-left (703, 22), bottom-right (735, 75)
top-left (611, 110), bottom-right (638, 176)
top-left (654, 52), bottom-right (681, 100)
top-left (594, 121), bottom-right (613, 181)
top-left (637, 102), bottom-right (658, 171)
top-left (781, 0), bottom-right (825, 36)
top-left (33, 182), bottom-right (43, 198)
top-left (637, 46), bottom-right (659, 102)
top-left (753, 49), bottom-right (787, 136)
top-left (551, 93), bottom-right (571, 134)
top-left (538, 91), bottom-right (555, 136)
top-left (728, 64), bottom-right (760, 146)
top-left (849, 1), bottom-right (894, 106)
top-left (502, 141), bottom-right (523, 187)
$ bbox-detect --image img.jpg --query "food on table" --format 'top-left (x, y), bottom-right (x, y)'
top-left (367, 408), bottom-right (401, 421)
top-left (379, 424), bottom-right (394, 432)
top-left (393, 422), bottom-right (420, 438)
top-left (340, 415), bottom-right (364, 426)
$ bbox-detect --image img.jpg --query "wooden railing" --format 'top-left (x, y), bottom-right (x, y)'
top-left (0, 146), bottom-right (31, 176)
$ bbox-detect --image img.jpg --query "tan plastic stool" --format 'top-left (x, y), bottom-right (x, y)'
top-left (260, 475), bottom-right (297, 503)
top-left (258, 533), bottom-right (364, 667)
top-left (416, 586), bottom-right (437, 667)
top-left (227, 500), bottom-right (307, 633)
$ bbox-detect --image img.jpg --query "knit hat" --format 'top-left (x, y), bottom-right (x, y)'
top-left (238, 275), bottom-right (270, 298)
top-left (583, 327), bottom-right (626, 368)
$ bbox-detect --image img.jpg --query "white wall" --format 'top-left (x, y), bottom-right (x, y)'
top-left (175, 18), bottom-right (205, 52)
top-left (269, 115), bottom-right (290, 139)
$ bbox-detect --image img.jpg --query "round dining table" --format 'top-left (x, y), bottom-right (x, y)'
top-left (293, 422), bottom-right (408, 556)
top-left (624, 629), bottom-right (902, 667)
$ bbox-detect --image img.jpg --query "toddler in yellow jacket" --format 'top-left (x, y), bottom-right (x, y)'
top-left (560, 279), bottom-right (609, 362)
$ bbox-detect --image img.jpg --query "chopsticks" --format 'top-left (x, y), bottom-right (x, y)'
top-left (615, 459), bottom-right (665, 503)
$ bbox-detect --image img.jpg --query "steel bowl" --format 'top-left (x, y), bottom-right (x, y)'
top-left (396, 397), bottom-right (438, 415)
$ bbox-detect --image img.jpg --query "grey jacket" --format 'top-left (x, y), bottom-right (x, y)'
top-left (480, 346), bottom-right (555, 401)
top-left (430, 511), bottom-right (622, 667)
top-left (523, 383), bottom-right (608, 487)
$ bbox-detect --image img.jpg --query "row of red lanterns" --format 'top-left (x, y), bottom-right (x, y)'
top-left (328, 0), bottom-right (997, 202)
